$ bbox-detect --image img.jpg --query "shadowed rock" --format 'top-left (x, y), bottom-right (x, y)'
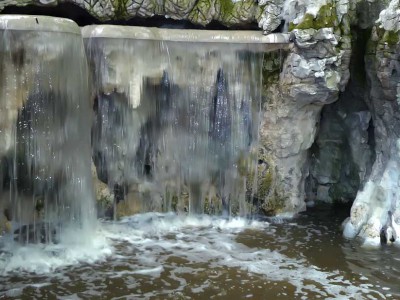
top-left (14, 222), bottom-right (58, 244)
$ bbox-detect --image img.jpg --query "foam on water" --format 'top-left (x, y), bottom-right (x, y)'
top-left (117, 212), bottom-right (265, 232)
top-left (0, 224), bottom-right (112, 274)
top-left (0, 212), bottom-right (397, 298)
top-left (98, 213), bottom-right (384, 298)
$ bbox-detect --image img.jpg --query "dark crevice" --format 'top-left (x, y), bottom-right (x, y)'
top-left (2, 4), bottom-right (99, 26)
top-left (305, 26), bottom-right (375, 210)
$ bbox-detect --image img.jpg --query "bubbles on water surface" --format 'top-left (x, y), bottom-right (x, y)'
top-left (0, 213), bottom-right (399, 299)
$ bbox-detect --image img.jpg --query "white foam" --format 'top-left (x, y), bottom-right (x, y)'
top-left (0, 213), bottom-right (391, 298)
top-left (99, 213), bottom-right (382, 298)
top-left (0, 225), bottom-right (112, 274)
top-left (117, 212), bottom-right (265, 235)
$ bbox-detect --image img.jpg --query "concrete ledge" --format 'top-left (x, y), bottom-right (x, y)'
top-left (82, 25), bottom-right (290, 46)
top-left (0, 15), bottom-right (81, 35)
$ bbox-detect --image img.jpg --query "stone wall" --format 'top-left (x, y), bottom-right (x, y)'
top-left (0, 0), bottom-right (283, 33)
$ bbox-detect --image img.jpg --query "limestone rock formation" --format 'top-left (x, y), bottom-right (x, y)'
top-left (307, 28), bottom-right (375, 206)
top-left (257, 0), bottom-right (352, 214)
top-left (343, 0), bottom-right (400, 243)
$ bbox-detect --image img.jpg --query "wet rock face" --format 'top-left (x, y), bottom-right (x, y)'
top-left (13, 222), bottom-right (58, 244)
top-left (307, 98), bottom-right (374, 205)
top-left (307, 29), bottom-right (375, 205)
top-left (258, 24), bottom-right (351, 214)
top-left (344, 20), bottom-right (400, 242)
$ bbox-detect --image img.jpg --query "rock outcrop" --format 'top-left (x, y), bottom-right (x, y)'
top-left (257, 0), bottom-right (352, 215)
top-left (343, 0), bottom-right (400, 243)
top-left (307, 29), bottom-right (375, 206)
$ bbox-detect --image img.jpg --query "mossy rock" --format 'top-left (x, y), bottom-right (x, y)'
top-left (374, 27), bottom-right (400, 46)
top-left (0, 219), bottom-right (11, 235)
top-left (218, 0), bottom-right (257, 25)
top-left (166, 184), bottom-right (224, 214)
top-left (111, 0), bottom-right (129, 19)
top-left (381, 30), bottom-right (400, 46)
top-left (94, 180), bottom-right (114, 217)
top-left (188, 0), bottom-right (214, 25)
top-left (220, 0), bottom-right (235, 17)
top-left (260, 189), bottom-right (286, 215)
top-left (245, 148), bottom-right (287, 215)
top-left (262, 50), bottom-right (285, 86)
top-left (289, 4), bottom-right (338, 31)
top-left (168, 187), bottom-right (190, 213)
top-left (204, 195), bottom-right (224, 214)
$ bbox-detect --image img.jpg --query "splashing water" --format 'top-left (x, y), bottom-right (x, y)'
top-left (1, 212), bottom-right (399, 298)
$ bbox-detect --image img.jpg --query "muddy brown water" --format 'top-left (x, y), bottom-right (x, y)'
top-left (1, 207), bottom-right (399, 299)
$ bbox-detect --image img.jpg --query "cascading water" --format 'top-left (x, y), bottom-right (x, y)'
top-left (84, 26), bottom-right (267, 217)
top-left (0, 16), bottom-right (95, 245)
top-left (0, 17), bottom-right (397, 299)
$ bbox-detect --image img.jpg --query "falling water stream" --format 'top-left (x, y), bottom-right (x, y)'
top-left (84, 25), bottom-right (266, 217)
top-left (0, 16), bottom-right (399, 299)
top-left (0, 16), bottom-right (95, 245)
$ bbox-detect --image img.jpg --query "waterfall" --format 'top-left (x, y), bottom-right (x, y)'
top-left (0, 16), bottom-right (95, 244)
top-left (84, 26), bottom-right (266, 217)
top-left (0, 17), bottom-right (289, 245)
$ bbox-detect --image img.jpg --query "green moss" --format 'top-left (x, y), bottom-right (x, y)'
top-left (171, 195), bottom-right (178, 212)
top-left (290, 4), bottom-right (338, 31)
top-left (237, 153), bottom-right (250, 176)
top-left (314, 4), bottom-right (337, 28)
top-left (262, 50), bottom-right (285, 87)
top-left (261, 189), bottom-right (286, 215)
top-left (382, 30), bottom-right (400, 45)
top-left (219, 0), bottom-right (235, 17)
top-left (257, 169), bottom-right (273, 199)
top-left (293, 13), bottom-right (316, 30)
top-left (188, 0), bottom-right (212, 25)
top-left (203, 195), bottom-right (223, 215)
top-left (112, 0), bottom-right (129, 19)
top-left (244, 148), bottom-right (287, 215)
